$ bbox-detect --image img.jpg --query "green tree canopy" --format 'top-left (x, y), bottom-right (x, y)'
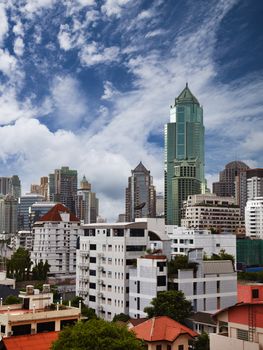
top-left (68, 296), bottom-right (97, 320)
top-left (168, 255), bottom-right (198, 276)
top-left (51, 319), bottom-right (144, 350)
top-left (195, 332), bottom-right (210, 350)
top-left (144, 290), bottom-right (192, 324)
top-left (6, 248), bottom-right (32, 281)
top-left (112, 313), bottom-right (130, 323)
top-left (204, 249), bottom-right (235, 264)
top-left (3, 295), bottom-right (20, 305)
top-left (32, 260), bottom-right (50, 280)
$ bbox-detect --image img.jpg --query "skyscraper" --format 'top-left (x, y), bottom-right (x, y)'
top-left (213, 161), bottom-right (249, 198)
top-left (164, 84), bottom-right (205, 225)
top-left (0, 194), bottom-right (18, 235)
top-left (0, 175), bottom-right (21, 199)
top-left (49, 166), bottom-right (78, 214)
top-left (125, 162), bottom-right (156, 222)
top-left (75, 176), bottom-right (99, 224)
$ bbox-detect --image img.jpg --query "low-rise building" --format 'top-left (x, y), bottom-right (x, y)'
top-left (132, 316), bottom-right (197, 350)
top-left (129, 255), bottom-right (167, 318)
top-left (210, 303), bottom-right (263, 350)
top-left (181, 194), bottom-right (243, 234)
top-left (238, 283), bottom-right (263, 303)
top-left (169, 249), bottom-right (237, 312)
top-left (0, 284), bottom-right (81, 338)
top-left (76, 218), bottom-right (167, 321)
top-left (166, 225), bottom-right (236, 258)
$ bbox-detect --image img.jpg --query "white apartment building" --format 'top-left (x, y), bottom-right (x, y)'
top-left (31, 203), bottom-right (82, 275)
top-left (129, 255), bottom-right (167, 318)
top-left (11, 230), bottom-right (33, 251)
top-left (166, 226), bottom-right (236, 259)
top-left (76, 218), bottom-right (166, 321)
top-left (170, 249), bottom-right (237, 313)
top-left (245, 197), bottom-right (263, 238)
top-left (182, 193), bottom-right (243, 234)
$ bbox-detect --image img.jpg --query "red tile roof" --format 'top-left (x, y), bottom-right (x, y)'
top-left (132, 316), bottom-right (197, 342)
top-left (128, 318), bottom-right (148, 327)
top-left (3, 331), bottom-right (59, 350)
top-left (39, 203), bottom-right (79, 222)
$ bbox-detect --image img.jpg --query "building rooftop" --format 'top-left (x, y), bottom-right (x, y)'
top-left (188, 312), bottom-right (216, 326)
top-left (203, 260), bottom-right (234, 274)
top-left (2, 331), bottom-right (59, 350)
top-left (175, 83), bottom-right (200, 105)
top-left (133, 316), bottom-right (197, 342)
top-left (38, 203), bottom-right (79, 222)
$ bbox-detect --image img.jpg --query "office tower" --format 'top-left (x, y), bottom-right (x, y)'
top-left (125, 162), bottom-right (156, 222)
top-left (30, 184), bottom-right (41, 194)
top-left (49, 166), bottom-right (78, 214)
top-left (0, 194), bottom-right (18, 235)
top-left (0, 176), bottom-right (21, 198)
top-left (75, 176), bottom-right (99, 224)
top-left (31, 203), bottom-right (82, 275)
top-left (156, 192), bottom-right (164, 217)
top-left (164, 84), bottom-right (205, 226)
top-left (213, 160), bottom-right (249, 198)
top-left (18, 194), bottom-right (45, 230)
top-left (236, 168), bottom-right (263, 219)
top-left (31, 177), bottom-right (49, 200)
top-left (181, 193), bottom-right (243, 234)
top-left (245, 197), bottom-right (263, 238)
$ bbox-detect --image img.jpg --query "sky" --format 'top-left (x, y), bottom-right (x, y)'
top-left (0, 0), bottom-right (262, 221)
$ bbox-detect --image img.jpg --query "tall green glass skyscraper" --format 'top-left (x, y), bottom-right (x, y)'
top-left (164, 83), bottom-right (206, 225)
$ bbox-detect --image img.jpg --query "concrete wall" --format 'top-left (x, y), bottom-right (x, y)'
top-left (210, 334), bottom-right (260, 350)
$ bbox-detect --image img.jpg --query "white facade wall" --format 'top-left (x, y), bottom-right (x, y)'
top-left (166, 226), bottom-right (236, 259)
top-left (31, 214), bottom-right (82, 275)
top-left (129, 257), bottom-right (167, 318)
top-left (245, 197), bottom-right (263, 237)
top-left (76, 222), bottom-right (148, 321)
top-left (247, 177), bottom-right (263, 200)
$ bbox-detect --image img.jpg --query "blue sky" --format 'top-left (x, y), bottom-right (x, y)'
top-left (0, 0), bottom-right (262, 220)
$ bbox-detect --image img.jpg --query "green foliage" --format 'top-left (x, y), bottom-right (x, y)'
top-left (3, 295), bottom-right (20, 305)
top-left (144, 290), bottom-right (192, 324)
top-left (238, 271), bottom-right (263, 282)
top-left (204, 249), bottom-right (235, 264)
top-left (168, 255), bottom-right (197, 276)
top-left (112, 313), bottom-right (130, 323)
top-left (51, 319), bottom-right (145, 350)
top-left (32, 260), bottom-right (50, 280)
top-left (70, 296), bottom-right (97, 319)
top-left (195, 332), bottom-right (210, 350)
top-left (6, 248), bottom-right (32, 281)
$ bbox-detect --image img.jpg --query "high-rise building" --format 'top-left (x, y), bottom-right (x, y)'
top-left (0, 176), bottom-right (21, 199)
top-left (236, 168), bottom-right (263, 218)
top-left (49, 166), bottom-right (78, 214)
top-left (31, 203), bottom-right (82, 275)
top-left (164, 84), bottom-right (205, 225)
top-left (75, 176), bottom-right (99, 224)
top-left (125, 162), bottom-right (156, 222)
top-left (156, 192), bottom-right (164, 217)
top-left (213, 161), bottom-right (249, 198)
top-left (245, 197), bottom-right (263, 238)
top-left (18, 194), bottom-right (45, 230)
top-left (0, 195), bottom-right (18, 235)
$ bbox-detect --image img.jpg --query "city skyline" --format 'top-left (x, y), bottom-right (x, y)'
top-left (0, 0), bottom-right (262, 221)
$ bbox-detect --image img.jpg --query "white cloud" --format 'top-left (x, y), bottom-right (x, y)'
top-left (79, 41), bottom-right (119, 66)
top-left (13, 21), bottom-right (24, 37)
top-left (101, 81), bottom-right (120, 100)
top-left (145, 29), bottom-right (166, 38)
top-left (0, 4), bottom-right (9, 47)
top-left (22, 0), bottom-right (56, 15)
top-left (0, 49), bottom-right (17, 77)
top-left (58, 25), bottom-right (74, 51)
top-left (137, 9), bottom-right (152, 20)
top-left (14, 36), bottom-right (25, 56)
top-left (101, 0), bottom-right (131, 17)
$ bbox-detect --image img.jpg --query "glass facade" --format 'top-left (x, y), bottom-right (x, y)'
top-left (164, 84), bottom-right (205, 225)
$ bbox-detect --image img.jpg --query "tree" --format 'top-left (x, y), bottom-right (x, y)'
top-left (206, 249), bottom-right (235, 265)
top-left (3, 295), bottom-right (20, 305)
top-left (144, 290), bottom-right (192, 324)
top-left (168, 255), bottom-right (197, 276)
top-left (69, 296), bottom-right (97, 319)
top-left (6, 248), bottom-right (32, 281)
top-left (32, 260), bottom-right (50, 280)
top-left (51, 319), bottom-right (145, 350)
top-left (112, 313), bottom-right (130, 323)
top-left (195, 332), bottom-right (210, 350)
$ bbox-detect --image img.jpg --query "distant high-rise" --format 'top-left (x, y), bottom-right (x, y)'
top-left (75, 176), bottom-right (99, 224)
top-left (0, 175), bottom-right (21, 199)
top-left (213, 161), bottom-right (249, 198)
top-left (18, 193), bottom-right (45, 230)
top-left (164, 84), bottom-right (205, 225)
top-left (31, 176), bottom-right (49, 200)
top-left (49, 166), bottom-right (78, 214)
top-left (0, 194), bottom-right (18, 234)
top-left (125, 162), bottom-right (156, 222)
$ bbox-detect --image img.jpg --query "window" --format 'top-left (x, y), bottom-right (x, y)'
top-left (89, 295), bottom-right (96, 302)
top-left (167, 346), bottom-right (171, 350)
top-left (90, 269), bottom-right (96, 276)
top-left (178, 345), bottom-right (184, 350)
top-left (89, 283), bottom-right (96, 289)
top-left (130, 229), bottom-right (144, 237)
top-left (237, 329), bottom-right (248, 341)
top-left (252, 289), bottom-right (259, 299)
top-left (157, 276), bottom-right (166, 286)
top-left (90, 244), bottom-right (96, 250)
top-left (90, 257), bottom-right (96, 263)
top-left (126, 245), bottom-right (146, 252)
top-left (156, 345), bottom-right (162, 350)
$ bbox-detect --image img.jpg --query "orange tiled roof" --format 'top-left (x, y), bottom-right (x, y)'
top-left (132, 316), bottom-right (197, 342)
top-left (3, 331), bottom-right (59, 350)
top-left (39, 203), bottom-right (79, 222)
